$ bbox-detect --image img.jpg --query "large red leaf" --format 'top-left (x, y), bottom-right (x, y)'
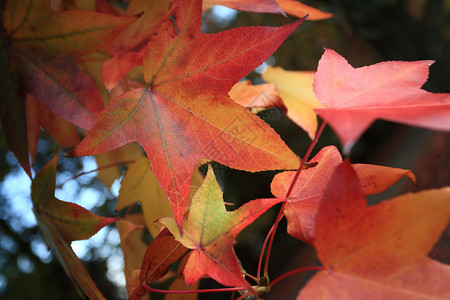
top-left (72, 0), bottom-right (302, 228)
top-left (298, 161), bottom-right (450, 299)
top-left (159, 166), bottom-right (284, 289)
top-left (31, 154), bottom-right (117, 299)
top-left (271, 146), bottom-right (416, 244)
top-left (314, 49), bottom-right (450, 151)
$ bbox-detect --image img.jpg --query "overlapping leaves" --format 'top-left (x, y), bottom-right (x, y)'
top-left (299, 161), bottom-right (450, 299)
top-left (31, 154), bottom-right (117, 299)
top-left (160, 165), bottom-right (284, 288)
top-left (73, 0), bottom-right (302, 229)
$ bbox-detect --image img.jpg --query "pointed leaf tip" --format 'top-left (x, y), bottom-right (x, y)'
top-left (299, 161), bottom-right (450, 299)
top-left (314, 49), bottom-right (450, 150)
top-left (161, 165), bottom-right (283, 288)
top-left (74, 0), bottom-right (301, 231)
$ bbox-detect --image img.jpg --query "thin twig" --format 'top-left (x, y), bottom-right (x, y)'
top-left (141, 283), bottom-right (245, 294)
top-left (55, 159), bottom-right (137, 189)
top-left (263, 121), bottom-right (327, 278)
top-left (269, 266), bottom-right (323, 288)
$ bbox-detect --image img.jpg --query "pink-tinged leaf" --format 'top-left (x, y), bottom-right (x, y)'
top-left (298, 161), bottom-right (450, 299)
top-left (314, 49), bottom-right (450, 150)
top-left (72, 0), bottom-right (302, 229)
top-left (17, 52), bottom-right (104, 130)
top-left (272, 146), bottom-right (341, 244)
top-left (160, 166), bottom-right (284, 289)
top-left (271, 146), bottom-right (417, 244)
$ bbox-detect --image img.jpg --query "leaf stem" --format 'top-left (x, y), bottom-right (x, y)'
top-left (141, 283), bottom-right (245, 294)
top-left (243, 272), bottom-right (259, 284)
top-left (268, 266), bottom-right (324, 288)
top-left (235, 290), bottom-right (253, 300)
top-left (257, 222), bottom-right (275, 280)
top-left (55, 159), bottom-right (137, 189)
top-left (263, 121), bottom-right (327, 278)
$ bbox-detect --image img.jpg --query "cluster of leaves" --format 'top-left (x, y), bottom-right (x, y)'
top-left (1, 0), bottom-right (450, 299)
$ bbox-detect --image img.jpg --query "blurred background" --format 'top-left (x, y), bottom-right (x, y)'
top-left (1, 0), bottom-right (449, 299)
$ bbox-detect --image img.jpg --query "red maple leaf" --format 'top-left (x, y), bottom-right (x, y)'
top-left (314, 49), bottom-right (450, 151)
top-left (72, 0), bottom-right (302, 228)
top-left (298, 161), bottom-right (450, 299)
top-left (271, 146), bottom-right (416, 244)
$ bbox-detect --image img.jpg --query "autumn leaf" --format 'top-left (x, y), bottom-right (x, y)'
top-left (31, 154), bottom-right (117, 299)
top-left (275, 0), bottom-right (333, 20)
top-left (72, 0), bottom-right (302, 229)
top-left (298, 161), bottom-right (450, 299)
top-left (203, 0), bottom-right (284, 15)
top-left (118, 156), bottom-right (173, 237)
top-left (159, 165), bottom-right (284, 289)
top-left (106, 0), bottom-right (178, 56)
top-left (116, 215), bottom-right (151, 298)
top-left (271, 146), bottom-right (416, 244)
top-left (26, 94), bottom-right (80, 163)
top-left (166, 255), bottom-right (200, 300)
top-left (3, 0), bottom-right (136, 129)
top-left (262, 66), bottom-right (324, 139)
top-left (314, 49), bottom-right (450, 151)
top-left (129, 228), bottom-right (188, 300)
top-left (102, 0), bottom-right (182, 90)
top-left (118, 156), bottom-right (205, 238)
top-left (229, 80), bottom-right (286, 112)
top-left (95, 143), bottom-right (143, 188)
top-left (0, 30), bottom-right (30, 176)
top-left (204, 0), bottom-right (333, 20)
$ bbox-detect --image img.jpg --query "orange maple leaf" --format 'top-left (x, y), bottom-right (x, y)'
top-left (298, 160), bottom-right (450, 299)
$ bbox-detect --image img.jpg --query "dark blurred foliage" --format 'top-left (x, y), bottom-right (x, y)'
top-left (1, 0), bottom-right (449, 299)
